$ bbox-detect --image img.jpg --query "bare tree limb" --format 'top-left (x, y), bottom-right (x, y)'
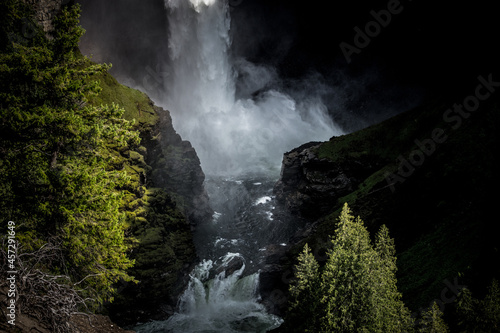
top-left (1, 237), bottom-right (99, 333)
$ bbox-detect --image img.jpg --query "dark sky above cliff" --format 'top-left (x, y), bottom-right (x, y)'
top-left (77, 0), bottom-right (499, 127)
top-left (231, 0), bottom-right (499, 92)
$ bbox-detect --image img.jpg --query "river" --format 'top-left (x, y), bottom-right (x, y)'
top-left (135, 174), bottom-right (301, 332)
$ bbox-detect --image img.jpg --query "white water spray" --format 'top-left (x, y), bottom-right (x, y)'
top-left (163, 0), bottom-right (342, 176)
top-left (135, 254), bottom-right (283, 332)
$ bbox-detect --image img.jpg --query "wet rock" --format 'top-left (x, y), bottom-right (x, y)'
top-left (257, 244), bottom-right (291, 316)
top-left (215, 255), bottom-right (245, 278)
top-left (259, 263), bottom-right (289, 317)
top-left (144, 106), bottom-right (213, 227)
top-left (274, 141), bottom-right (369, 219)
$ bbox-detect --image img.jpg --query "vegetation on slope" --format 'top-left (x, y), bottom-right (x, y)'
top-left (1, 1), bottom-right (137, 308)
top-left (281, 82), bottom-right (500, 330)
top-left (1, 1), bottom-right (197, 330)
top-left (286, 204), bottom-right (413, 332)
top-left (282, 204), bottom-right (500, 332)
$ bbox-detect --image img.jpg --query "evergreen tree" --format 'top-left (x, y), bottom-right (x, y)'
top-left (0, 2), bottom-right (138, 306)
top-left (287, 243), bottom-right (321, 332)
top-left (375, 224), bottom-right (397, 273)
top-left (483, 279), bottom-right (500, 331)
top-left (417, 302), bottom-right (449, 333)
top-left (456, 279), bottom-right (500, 332)
top-left (374, 224), bottom-right (414, 331)
top-left (284, 203), bottom-right (414, 332)
top-left (319, 203), bottom-right (413, 332)
top-left (320, 204), bottom-right (376, 331)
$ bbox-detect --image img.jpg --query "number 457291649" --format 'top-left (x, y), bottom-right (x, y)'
top-left (7, 221), bottom-right (16, 270)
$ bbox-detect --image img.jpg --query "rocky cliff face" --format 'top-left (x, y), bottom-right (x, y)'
top-left (106, 104), bottom-right (211, 326)
top-left (274, 140), bottom-right (379, 220)
top-left (88, 75), bottom-right (212, 326)
top-left (146, 107), bottom-right (212, 228)
top-left (22, 0), bottom-right (67, 32)
top-left (271, 95), bottom-right (500, 317)
top-left (264, 139), bottom-right (383, 316)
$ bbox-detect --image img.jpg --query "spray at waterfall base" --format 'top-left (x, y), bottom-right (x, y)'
top-left (162, 0), bottom-right (341, 177)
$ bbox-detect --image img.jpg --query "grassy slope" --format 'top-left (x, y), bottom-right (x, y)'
top-left (88, 69), bottom-right (158, 128)
top-left (295, 93), bottom-right (499, 311)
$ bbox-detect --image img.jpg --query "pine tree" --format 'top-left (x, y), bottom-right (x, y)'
top-left (417, 302), bottom-right (449, 333)
top-left (284, 204), bottom-right (415, 332)
top-left (319, 203), bottom-right (413, 332)
top-left (0, 3), bottom-right (139, 306)
top-left (374, 224), bottom-right (414, 331)
top-left (482, 279), bottom-right (500, 331)
top-left (319, 204), bottom-right (376, 331)
top-left (287, 243), bottom-right (321, 332)
top-left (456, 279), bottom-right (500, 332)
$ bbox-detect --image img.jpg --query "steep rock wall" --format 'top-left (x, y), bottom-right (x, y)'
top-left (85, 71), bottom-right (212, 326)
top-left (274, 141), bottom-right (379, 220)
top-left (146, 107), bottom-right (212, 228)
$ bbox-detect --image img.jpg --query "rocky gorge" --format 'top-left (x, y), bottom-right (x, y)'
top-left (98, 81), bottom-right (213, 326)
top-left (3, 0), bottom-right (500, 332)
top-left (273, 140), bottom-right (381, 220)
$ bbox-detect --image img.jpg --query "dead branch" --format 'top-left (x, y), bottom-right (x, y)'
top-left (0, 238), bottom-right (98, 333)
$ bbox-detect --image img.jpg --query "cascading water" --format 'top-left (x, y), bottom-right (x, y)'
top-left (136, 254), bottom-right (282, 332)
top-left (136, 0), bottom-right (342, 331)
top-left (162, 0), bottom-right (341, 176)
top-left (135, 175), bottom-right (301, 332)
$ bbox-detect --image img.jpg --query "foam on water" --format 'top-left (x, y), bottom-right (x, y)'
top-left (135, 254), bottom-right (283, 333)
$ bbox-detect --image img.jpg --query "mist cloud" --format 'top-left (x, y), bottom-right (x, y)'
top-left (161, 0), bottom-right (342, 176)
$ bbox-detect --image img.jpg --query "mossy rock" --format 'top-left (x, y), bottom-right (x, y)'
top-left (129, 151), bottom-right (146, 167)
top-left (126, 199), bottom-right (143, 211)
top-left (136, 145), bottom-right (147, 155)
top-left (133, 206), bottom-right (147, 218)
top-left (134, 217), bottom-right (148, 225)
top-left (87, 70), bottom-right (159, 129)
top-left (83, 60), bottom-right (198, 325)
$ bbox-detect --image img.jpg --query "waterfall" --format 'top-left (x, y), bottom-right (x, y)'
top-left (134, 0), bottom-right (342, 331)
top-left (135, 176), bottom-right (295, 332)
top-left (162, 0), bottom-right (342, 176)
top-left (135, 254), bottom-right (283, 333)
